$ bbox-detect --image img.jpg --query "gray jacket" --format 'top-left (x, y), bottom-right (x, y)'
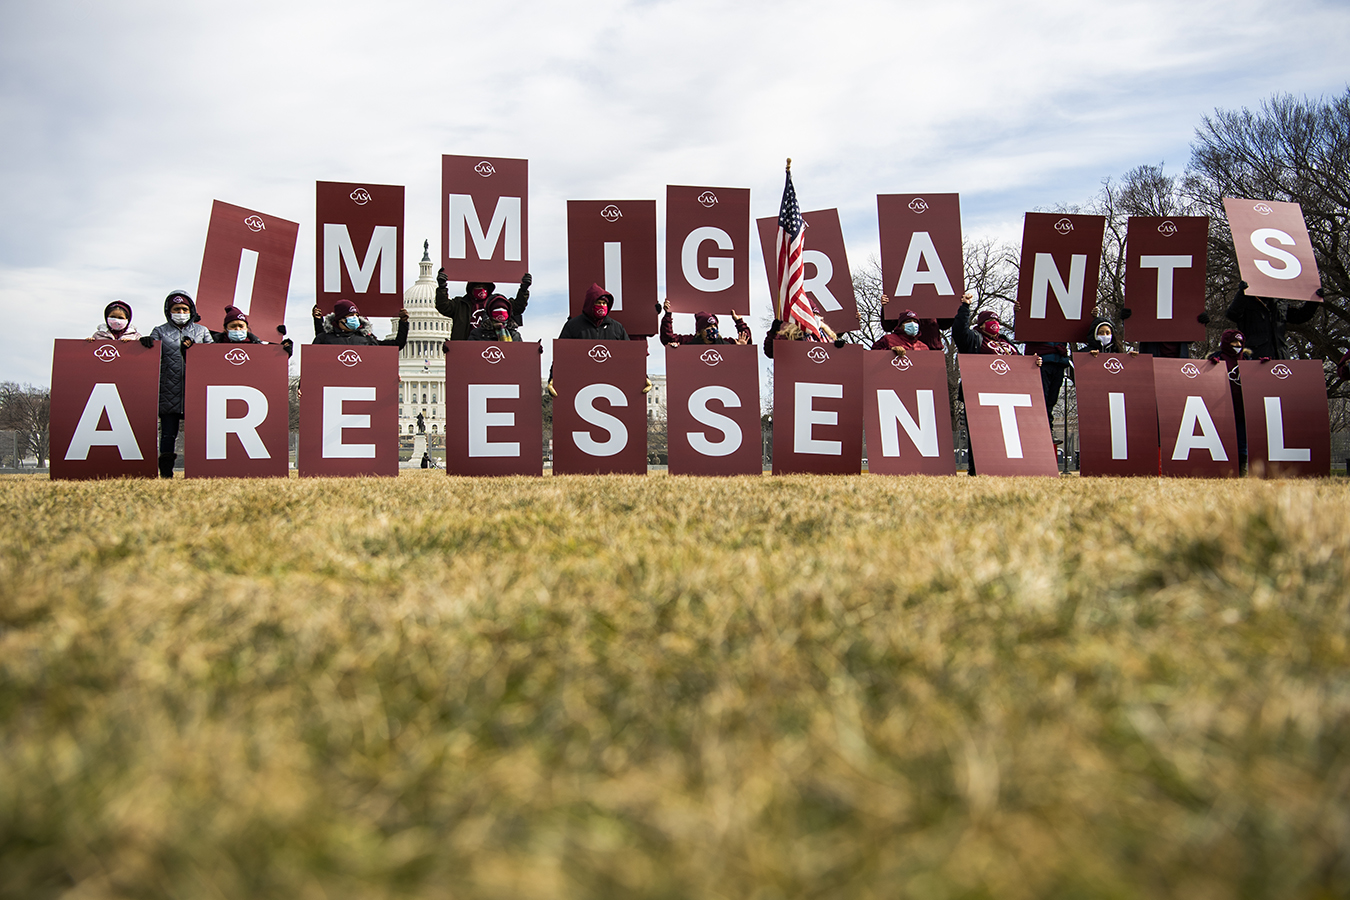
top-left (148, 291), bottom-right (213, 416)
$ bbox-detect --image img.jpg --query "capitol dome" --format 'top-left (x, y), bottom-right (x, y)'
top-left (391, 239), bottom-right (450, 439)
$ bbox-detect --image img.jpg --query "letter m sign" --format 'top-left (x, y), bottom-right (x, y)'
top-left (441, 154), bottom-right (529, 282)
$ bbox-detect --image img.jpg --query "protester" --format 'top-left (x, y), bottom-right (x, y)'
top-left (762, 316), bottom-right (839, 358)
top-left (952, 291), bottom-right (1039, 475)
top-left (1076, 317), bottom-right (1129, 356)
top-left (210, 306), bottom-right (293, 357)
top-left (871, 306), bottom-right (930, 356)
top-left (467, 296), bottom-right (523, 342)
top-left (312, 300), bottom-right (409, 348)
top-left (1224, 280), bottom-right (1321, 360)
top-left (1209, 328), bottom-right (1253, 471)
top-left (140, 290), bottom-right (213, 478)
top-left (548, 283), bottom-right (647, 397)
top-left (660, 299), bottom-right (750, 346)
top-left (435, 270), bottom-right (531, 341)
top-left (87, 300), bottom-right (141, 342)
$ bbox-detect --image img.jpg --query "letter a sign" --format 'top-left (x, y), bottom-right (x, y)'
top-left (49, 339), bottom-right (160, 480)
top-left (316, 181), bottom-right (404, 318)
top-left (442, 154), bottom-right (528, 283)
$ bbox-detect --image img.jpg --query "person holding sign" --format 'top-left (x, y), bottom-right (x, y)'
top-left (435, 270), bottom-right (531, 342)
top-left (547, 283), bottom-right (649, 397)
top-left (87, 300), bottom-right (142, 343)
top-left (311, 300), bottom-right (409, 348)
top-left (1077, 317), bottom-right (1130, 357)
top-left (141, 290), bottom-right (213, 478)
top-left (211, 306), bottom-right (293, 357)
top-left (1225, 281), bottom-right (1321, 361)
top-left (762, 317), bottom-right (839, 358)
top-left (870, 305), bottom-right (930, 357)
top-left (953, 290), bottom-right (1038, 474)
top-left (659, 299), bottom-right (750, 347)
top-left (1208, 328), bottom-right (1254, 471)
top-left (468, 296), bottom-right (524, 342)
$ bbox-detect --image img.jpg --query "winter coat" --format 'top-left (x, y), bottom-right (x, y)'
top-left (91, 323), bottom-right (142, 341)
top-left (871, 332), bottom-right (929, 354)
top-left (1225, 286), bottom-right (1317, 360)
top-left (210, 330), bottom-right (293, 357)
top-left (1208, 329), bottom-right (1251, 429)
top-left (1073, 317), bottom-right (1123, 356)
top-left (469, 321), bottom-right (523, 341)
top-left (952, 304), bottom-right (1019, 356)
top-left (313, 315), bottom-right (409, 347)
top-left (660, 311), bottom-right (751, 346)
top-left (148, 291), bottom-right (214, 417)
top-left (436, 280), bottom-right (529, 342)
top-left (1138, 341), bottom-right (1191, 359)
top-left (558, 284), bottom-right (629, 341)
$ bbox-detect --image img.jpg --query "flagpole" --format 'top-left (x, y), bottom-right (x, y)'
top-left (786, 158), bottom-right (791, 172)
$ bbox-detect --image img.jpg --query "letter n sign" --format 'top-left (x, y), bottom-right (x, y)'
top-left (442, 155), bottom-right (528, 283)
top-left (297, 345), bottom-right (399, 477)
top-left (49, 339), bottom-right (160, 480)
top-left (184, 344), bottom-right (290, 478)
top-left (316, 181), bottom-right (404, 318)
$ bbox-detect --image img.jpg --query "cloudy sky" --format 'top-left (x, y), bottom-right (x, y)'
top-left (2, 0), bottom-right (1347, 386)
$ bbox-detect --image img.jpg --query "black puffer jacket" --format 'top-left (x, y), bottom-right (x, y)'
top-left (1225, 285), bottom-right (1317, 360)
top-left (147, 291), bottom-right (213, 416)
top-left (436, 277), bottom-right (530, 341)
top-left (312, 315), bottom-right (409, 347)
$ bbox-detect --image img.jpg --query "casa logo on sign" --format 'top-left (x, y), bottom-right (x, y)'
top-left (244, 215), bottom-right (265, 232)
top-left (1271, 363), bottom-right (1293, 380)
top-left (1104, 357), bottom-right (1124, 374)
top-left (336, 349), bottom-right (362, 367)
top-left (481, 346), bottom-right (505, 365)
top-left (350, 188), bottom-right (372, 206)
top-left (699, 348), bottom-right (723, 367)
top-left (1253, 202), bottom-right (1274, 216)
top-left (600, 204), bottom-right (622, 222)
top-left (908, 197), bottom-right (929, 214)
top-left (806, 346), bottom-right (830, 364)
top-left (990, 359), bottom-right (1011, 375)
top-left (697, 191), bottom-right (718, 208)
top-left (475, 161), bottom-right (496, 177)
top-left (93, 344), bottom-right (120, 363)
top-left (1228, 367), bottom-right (1242, 384)
top-left (588, 345), bottom-right (612, 363)
top-left (1158, 220), bottom-right (1177, 237)
top-left (1181, 362), bottom-right (1201, 379)
top-left (224, 348), bottom-right (251, 366)
top-left (1054, 217), bottom-right (1074, 235)
top-left (890, 354), bottom-right (913, 371)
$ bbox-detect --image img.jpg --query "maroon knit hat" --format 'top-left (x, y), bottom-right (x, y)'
top-left (694, 312), bottom-right (718, 333)
top-left (333, 300), bottom-right (359, 318)
top-left (223, 306), bottom-right (248, 327)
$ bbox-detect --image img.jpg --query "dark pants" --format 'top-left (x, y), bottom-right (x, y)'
top-left (1041, 362), bottom-right (1069, 425)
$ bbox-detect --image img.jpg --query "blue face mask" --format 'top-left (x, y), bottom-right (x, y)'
top-left (902, 321), bottom-right (919, 337)
top-left (344, 316), bottom-right (361, 331)
top-left (227, 328), bottom-right (248, 341)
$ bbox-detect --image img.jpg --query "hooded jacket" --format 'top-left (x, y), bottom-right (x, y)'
top-left (871, 310), bottom-right (929, 354)
top-left (1075, 316), bottom-right (1123, 355)
top-left (558, 284), bottom-right (629, 341)
top-left (436, 279), bottom-right (529, 341)
top-left (90, 300), bottom-right (142, 341)
top-left (148, 291), bottom-right (214, 417)
top-left (1225, 285), bottom-right (1317, 360)
top-left (952, 304), bottom-right (1019, 356)
top-left (1209, 328), bottom-right (1250, 427)
top-left (660, 309), bottom-right (751, 346)
top-left (469, 296), bottom-right (524, 342)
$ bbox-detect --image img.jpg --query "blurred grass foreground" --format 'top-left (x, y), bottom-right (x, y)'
top-left (1, 472), bottom-right (1348, 899)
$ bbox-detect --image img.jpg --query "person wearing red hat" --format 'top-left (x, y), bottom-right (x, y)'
top-left (952, 290), bottom-right (1039, 474)
top-left (468, 295), bottom-right (523, 342)
top-left (211, 306), bottom-right (293, 356)
top-left (871, 305), bottom-right (930, 357)
top-left (311, 299), bottom-right (409, 347)
top-left (659, 299), bottom-right (750, 347)
top-left (435, 270), bottom-right (531, 342)
top-left (1208, 327), bottom-right (1253, 472)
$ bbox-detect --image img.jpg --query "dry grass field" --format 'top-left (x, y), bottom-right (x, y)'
top-left (1, 472), bottom-right (1348, 899)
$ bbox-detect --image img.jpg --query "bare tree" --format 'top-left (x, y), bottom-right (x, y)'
top-left (0, 382), bottom-right (51, 466)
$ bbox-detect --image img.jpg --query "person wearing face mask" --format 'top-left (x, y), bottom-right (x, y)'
top-left (312, 299), bottom-right (410, 347)
top-left (1209, 328), bottom-right (1253, 471)
top-left (871, 307), bottom-right (930, 356)
top-left (952, 291), bottom-right (1039, 474)
top-left (210, 307), bottom-right (293, 357)
top-left (434, 270), bottom-right (532, 341)
top-left (87, 300), bottom-right (142, 342)
top-left (468, 296), bottom-right (523, 342)
top-left (659, 299), bottom-right (751, 347)
top-left (548, 283), bottom-right (649, 397)
top-left (1076, 317), bottom-right (1129, 356)
top-left (140, 291), bottom-right (214, 477)
top-left (1225, 280), bottom-right (1322, 361)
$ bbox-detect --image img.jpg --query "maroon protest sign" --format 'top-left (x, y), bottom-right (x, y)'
top-left (441, 155), bottom-right (528, 284)
top-left (958, 355), bottom-right (1058, 476)
top-left (1014, 213), bottom-right (1106, 343)
top-left (183, 344), bottom-right (290, 478)
top-left (49, 339), bottom-right (159, 480)
top-left (1239, 360), bottom-right (1330, 477)
top-left (1223, 198), bottom-right (1322, 303)
top-left (863, 350), bottom-right (956, 475)
top-left (443, 342), bottom-right (543, 477)
top-left (1074, 353), bottom-right (1160, 476)
top-left (666, 185), bottom-right (750, 315)
top-left (877, 193), bottom-right (964, 322)
top-left (771, 341), bottom-right (863, 475)
top-left (666, 343), bottom-right (762, 476)
top-left (296, 344), bottom-right (399, 477)
top-left (567, 200), bottom-right (658, 337)
top-left (196, 200), bottom-right (299, 342)
top-left (1124, 217), bottom-right (1209, 342)
top-left (316, 181), bottom-right (404, 318)
top-left (552, 339), bottom-right (648, 475)
top-left (756, 208), bottom-right (859, 336)
top-left (1153, 358), bottom-right (1238, 478)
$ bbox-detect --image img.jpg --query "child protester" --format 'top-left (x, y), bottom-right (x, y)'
top-left (468, 296), bottom-right (523, 341)
top-left (86, 300), bottom-right (141, 342)
top-left (210, 306), bottom-right (293, 357)
top-left (140, 290), bottom-right (213, 478)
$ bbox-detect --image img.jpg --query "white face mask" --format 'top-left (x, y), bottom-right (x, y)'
top-left (1096, 331), bottom-right (1112, 346)
top-left (227, 328), bottom-right (248, 341)
top-left (171, 312), bottom-right (190, 326)
top-left (106, 316), bottom-right (128, 331)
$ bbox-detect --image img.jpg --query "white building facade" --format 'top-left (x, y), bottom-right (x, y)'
top-left (393, 242), bottom-right (449, 436)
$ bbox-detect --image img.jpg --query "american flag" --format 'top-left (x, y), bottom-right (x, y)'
top-left (776, 168), bottom-right (824, 340)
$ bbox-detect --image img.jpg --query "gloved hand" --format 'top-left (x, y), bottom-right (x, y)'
top-left (180, 337), bottom-right (194, 351)
top-left (281, 339), bottom-right (294, 357)
top-left (1197, 312), bottom-right (1211, 325)
top-left (546, 378), bottom-right (557, 397)
top-left (833, 339), bottom-right (846, 348)
top-left (437, 267), bottom-right (448, 290)
top-left (1238, 280), bottom-right (1249, 291)
top-left (442, 340), bottom-right (451, 354)
top-left (520, 273), bottom-right (532, 290)
top-left (642, 377), bottom-right (653, 394)
top-left (276, 324), bottom-right (287, 336)
top-left (1121, 307), bottom-right (1132, 319)
top-left (140, 336), bottom-right (155, 348)
top-left (1316, 288), bottom-right (1326, 298)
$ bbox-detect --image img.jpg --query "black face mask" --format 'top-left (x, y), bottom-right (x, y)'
top-left (703, 327), bottom-right (719, 342)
